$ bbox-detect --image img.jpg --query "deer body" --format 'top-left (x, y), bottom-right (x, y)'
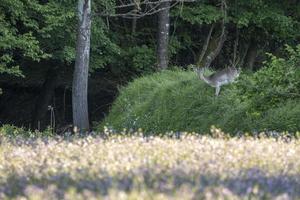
top-left (195, 67), bottom-right (239, 96)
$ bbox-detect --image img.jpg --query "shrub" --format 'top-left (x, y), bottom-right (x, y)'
top-left (234, 46), bottom-right (300, 114)
top-left (0, 124), bottom-right (54, 137)
top-left (224, 45), bottom-right (300, 132)
top-left (114, 45), bottom-right (156, 74)
top-left (259, 100), bottom-right (300, 132)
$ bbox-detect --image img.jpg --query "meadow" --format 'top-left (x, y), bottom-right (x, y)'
top-left (1, 129), bottom-right (300, 200)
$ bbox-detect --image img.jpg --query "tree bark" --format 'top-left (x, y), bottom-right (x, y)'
top-left (157, 1), bottom-right (170, 70)
top-left (72, 0), bottom-right (91, 133)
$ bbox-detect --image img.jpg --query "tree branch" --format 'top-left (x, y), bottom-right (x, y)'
top-left (203, 0), bottom-right (227, 69)
top-left (94, 0), bottom-right (195, 19)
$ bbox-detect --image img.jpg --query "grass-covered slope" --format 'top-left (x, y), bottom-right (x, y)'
top-left (99, 70), bottom-right (231, 133)
top-left (98, 68), bottom-right (299, 134)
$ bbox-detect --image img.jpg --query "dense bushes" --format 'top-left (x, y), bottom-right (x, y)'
top-left (234, 46), bottom-right (300, 113)
top-left (99, 46), bottom-right (300, 135)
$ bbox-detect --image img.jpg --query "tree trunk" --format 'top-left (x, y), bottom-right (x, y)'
top-left (157, 1), bottom-right (170, 70)
top-left (72, 0), bottom-right (91, 133)
top-left (197, 24), bottom-right (215, 66)
top-left (132, 11), bottom-right (137, 35)
top-left (244, 41), bottom-right (257, 71)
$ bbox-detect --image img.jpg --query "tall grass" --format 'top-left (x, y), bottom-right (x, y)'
top-left (98, 70), bottom-right (300, 134)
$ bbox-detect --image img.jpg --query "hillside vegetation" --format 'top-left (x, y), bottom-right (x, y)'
top-left (99, 47), bottom-right (300, 134)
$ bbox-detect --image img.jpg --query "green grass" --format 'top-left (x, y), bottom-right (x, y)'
top-left (99, 70), bottom-right (227, 133)
top-left (98, 70), bottom-right (300, 134)
top-left (0, 133), bottom-right (300, 199)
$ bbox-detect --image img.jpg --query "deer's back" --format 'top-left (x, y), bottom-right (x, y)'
top-left (209, 68), bottom-right (238, 86)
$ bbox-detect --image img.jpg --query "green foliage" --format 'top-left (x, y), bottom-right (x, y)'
top-left (260, 100), bottom-right (300, 132)
top-left (37, 0), bottom-right (77, 63)
top-left (90, 18), bottom-right (121, 70)
top-left (169, 0), bottom-right (300, 64)
top-left (1, 0), bottom-right (299, 76)
top-left (221, 45), bottom-right (300, 133)
top-left (233, 0), bottom-right (300, 39)
top-left (0, 124), bottom-right (54, 137)
top-left (0, 0), bottom-right (121, 76)
top-left (38, 0), bottom-right (121, 70)
top-left (0, 0), bottom-right (50, 76)
top-left (234, 45), bottom-right (300, 113)
top-left (176, 4), bottom-right (222, 25)
top-left (120, 45), bottom-right (156, 73)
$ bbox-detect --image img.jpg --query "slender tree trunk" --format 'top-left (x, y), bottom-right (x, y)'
top-left (244, 41), bottom-right (257, 71)
top-left (197, 24), bottom-right (215, 66)
top-left (132, 11), bottom-right (137, 35)
top-left (132, 0), bottom-right (140, 35)
top-left (72, 0), bottom-right (91, 133)
top-left (157, 1), bottom-right (170, 70)
top-left (239, 43), bottom-right (249, 68)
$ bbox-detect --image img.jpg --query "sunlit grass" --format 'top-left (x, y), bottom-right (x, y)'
top-left (0, 130), bottom-right (300, 199)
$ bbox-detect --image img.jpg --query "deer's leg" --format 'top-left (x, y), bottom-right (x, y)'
top-left (215, 86), bottom-right (221, 96)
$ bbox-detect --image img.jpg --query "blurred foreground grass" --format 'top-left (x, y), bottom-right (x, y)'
top-left (0, 133), bottom-right (300, 200)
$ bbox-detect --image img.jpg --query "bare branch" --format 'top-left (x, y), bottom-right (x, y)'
top-left (94, 0), bottom-right (195, 19)
top-left (98, 1), bottom-right (180, 19)
top-left (113, 0), bottom-right (195, 8)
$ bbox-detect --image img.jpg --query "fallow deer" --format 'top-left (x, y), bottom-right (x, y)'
top-left (193, 59), bottom-right (240, 96)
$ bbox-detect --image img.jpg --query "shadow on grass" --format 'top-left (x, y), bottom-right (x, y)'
top-left (1, 167), bottom-right (299, 198)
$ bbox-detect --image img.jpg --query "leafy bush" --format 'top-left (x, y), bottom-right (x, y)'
top-left (113, 45), bottom-right (156, 74)
top-left (223, 45), bottom-right (300, 132)
top-left (234, 45), bottom-right (300, 113)
top-left (260, 100), bottom-right (300, 132)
